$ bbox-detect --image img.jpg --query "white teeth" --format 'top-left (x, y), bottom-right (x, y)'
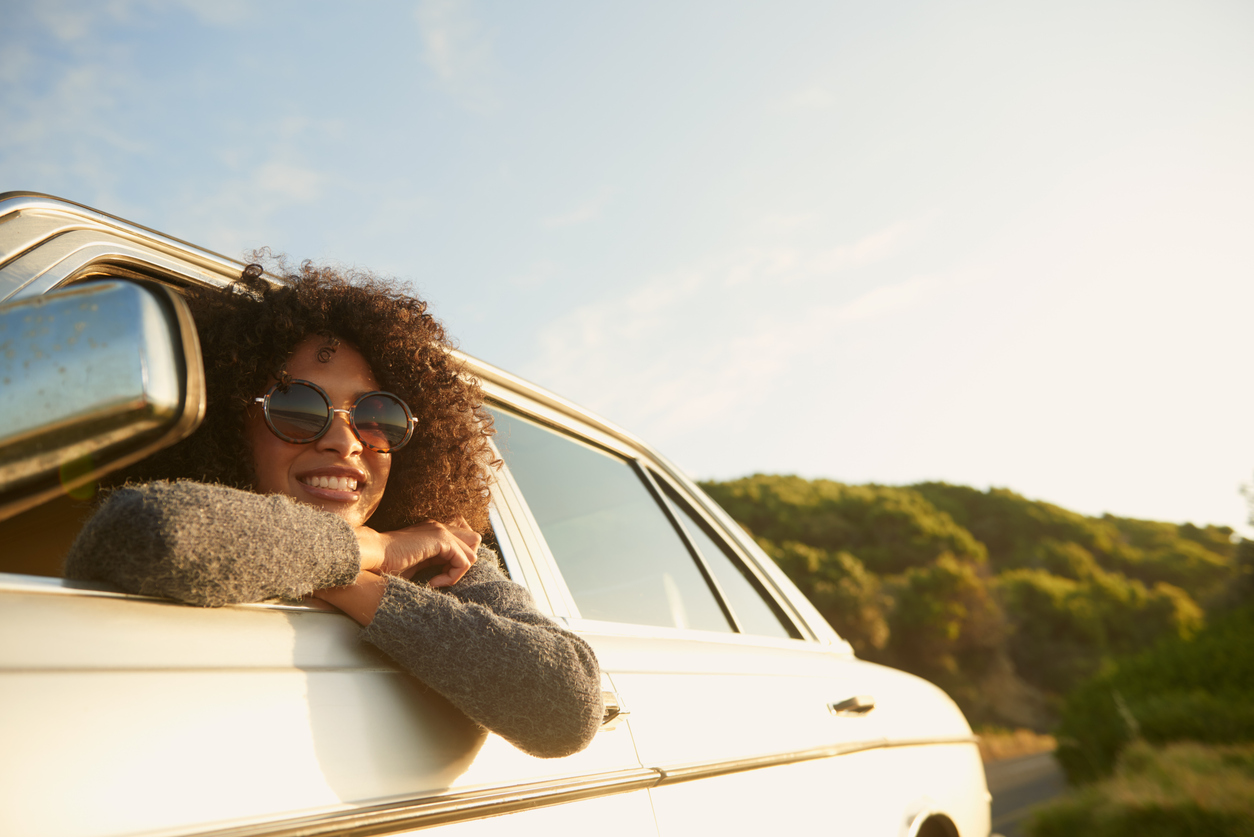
top-left (302, 476), bottom-right (359, 491)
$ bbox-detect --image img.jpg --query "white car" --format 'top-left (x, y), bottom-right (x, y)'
top-left (0, 192), bottom-right (991, 837)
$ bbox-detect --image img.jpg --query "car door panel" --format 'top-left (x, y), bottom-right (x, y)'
top-left (0, 570), bottom-right (656, 837)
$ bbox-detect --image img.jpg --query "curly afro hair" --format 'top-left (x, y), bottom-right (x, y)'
top-left (122, 258), bottom-right (497, 533)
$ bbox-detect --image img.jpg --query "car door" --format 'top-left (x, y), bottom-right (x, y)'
top-left (0, 508), bottom-right (659, 837)
top-left (487, 405), bottom-right (907, 835)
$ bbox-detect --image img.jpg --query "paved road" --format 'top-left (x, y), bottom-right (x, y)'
top-left (985, 752), bottom-right (1069, 837)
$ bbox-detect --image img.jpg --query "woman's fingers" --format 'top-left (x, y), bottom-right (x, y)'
top-left (377, 519), bottom-right (481, 584)
top-left (452, 516), bottom-right (484, 553)
top-left (425, 549), bottom-right (473, 588)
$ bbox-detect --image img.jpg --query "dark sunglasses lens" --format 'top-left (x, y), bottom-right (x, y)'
top-left (267, 384), bottom-right (330, 441)
top-left (354, 394), bottom-right (411, 450)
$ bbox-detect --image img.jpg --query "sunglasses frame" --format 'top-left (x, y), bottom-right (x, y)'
top-left (253, 379), bottom-right (417, 453)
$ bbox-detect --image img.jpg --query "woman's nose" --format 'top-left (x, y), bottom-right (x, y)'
top-left (315, 409), bottom-right (362, 455)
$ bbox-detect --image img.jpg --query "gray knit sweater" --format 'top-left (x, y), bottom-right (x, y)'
top-left (64, 480), bottom-right (603, 759)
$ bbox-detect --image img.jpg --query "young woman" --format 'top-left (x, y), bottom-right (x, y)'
top-left (65, 261), bottom-right (602, 759)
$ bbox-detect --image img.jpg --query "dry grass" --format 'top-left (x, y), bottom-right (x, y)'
top-left (977, 727), bottom-right (1058, 763)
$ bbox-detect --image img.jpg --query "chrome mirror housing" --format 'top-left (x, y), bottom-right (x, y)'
top-left (0, 280), bottom-right (205, 521)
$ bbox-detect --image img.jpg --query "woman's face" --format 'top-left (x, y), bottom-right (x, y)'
top-left (244, 336), bottom-right (392, 528)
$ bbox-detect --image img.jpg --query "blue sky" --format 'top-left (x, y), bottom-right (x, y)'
top-left (3, 0), bottom-right (1252, 535)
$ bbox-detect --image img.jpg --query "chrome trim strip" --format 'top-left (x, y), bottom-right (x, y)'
top-left (176, 768), bottom-right (661, 837)
top-left (67, 737), bottom-right (978, 836)
top-left (0, 193), bottom-right (282, 304)
top-left (656, 735), bottom-right (980, 785)
top-left (0, 193), bottom-right (248, 280)
top-left (179, 736), bottom-right (976, 836)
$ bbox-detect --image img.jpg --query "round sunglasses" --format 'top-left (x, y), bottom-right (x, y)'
top-left (253, 379), bottom-right (417, 453)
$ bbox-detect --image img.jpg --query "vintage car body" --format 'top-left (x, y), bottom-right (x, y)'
top-left (0, 192), bottom-right (991, 837)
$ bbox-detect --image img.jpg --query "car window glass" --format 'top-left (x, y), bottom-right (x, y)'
top-left (490, 409), bottom-right (732, 632)
top-left (656, 480), bottom-right (801, 640)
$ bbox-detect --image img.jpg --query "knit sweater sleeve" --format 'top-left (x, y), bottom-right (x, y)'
top-left (63, 481), bottom-right (361, 606)
top-left (361, 554), bottom-right (604, 759)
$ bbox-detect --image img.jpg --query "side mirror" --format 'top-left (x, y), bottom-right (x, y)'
top-left (0, 281), bottom-right (205, 521)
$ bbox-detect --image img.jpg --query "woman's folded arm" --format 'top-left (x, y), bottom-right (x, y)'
top-left (362, 556), bottom-right (603, 759)
top-left (64, 481), bottom-right (361, 606)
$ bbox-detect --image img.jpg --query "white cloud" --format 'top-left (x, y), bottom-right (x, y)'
top-left (414, 0), bottom-right (497, 111)
top-left (254, 161), bottom-right (324, 202)
top-left (28, 0), bottom-right (247, 41)
top-left (519, 226), bottom-right (949, 444)
top-left (29, 1), bottom-right (102, 41)
top-left (803, 220), bottom-right (916, 277)
top-left (509, 260), bottom-right (557, 290)
top-left (720, 219), bottom-right (919, 288)
top-left (541, 193), bottom-right (609, 229)
top-left (164, 136), bottom-right (342, 251)
top-left (828, 273), bottom-right (945, 323)
top-left (0, 38), bottom-right (148, 202)
top-left (757, 212), bottom-right (821, 233)
top-left (165, 0), bottom-right (252, 26)
top-left (780, 85), bottom-right (835, 111)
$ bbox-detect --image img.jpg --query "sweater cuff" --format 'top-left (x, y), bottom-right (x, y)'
top-left (318, 513), bottom-right (364, 588)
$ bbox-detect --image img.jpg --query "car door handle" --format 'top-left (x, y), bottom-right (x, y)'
top-left (828, 695), bottom-right (876, 716)
top-left (602, 690), bottom-right (629, 727)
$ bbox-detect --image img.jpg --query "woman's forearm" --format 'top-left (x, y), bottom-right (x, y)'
top-left (361, 563), bottom-right (603, 759)
top-left (65, 481), bottom-right (361, 606)
top-left (310, 571), bottom-right (389, 625)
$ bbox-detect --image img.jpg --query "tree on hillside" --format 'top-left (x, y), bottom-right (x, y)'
top-left (911, 482), bottom-right (1237, 607)
top-left (701, 475), bottom-right (985, 573)
top-left (759, 539), bottom-right (889, 655)
top-left (996, 567), bottom-right (1202, 695)
top-left (1101, 516), bottom-right (1237, 604)
top-left (911, 483), bottom-right (1116, 570)
top-left (885, 555), bottom-right (1006, 700)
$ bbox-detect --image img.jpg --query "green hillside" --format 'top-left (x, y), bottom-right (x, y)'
top-left (700, 474), bottom-right (1244, 729)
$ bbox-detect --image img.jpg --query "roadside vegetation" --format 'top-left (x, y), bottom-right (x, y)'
top-left (1054, 603), bottom-right (1254, 782)
top-left (700, 473), bottom-right (1254, 834)
top-left (1027, 741), bottom-right (1254, 837)
top-left (700, 474), bottom-right (1244, 729)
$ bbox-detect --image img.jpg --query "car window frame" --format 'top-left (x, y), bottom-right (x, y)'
top-left (646, 467), bottom-right (804, 640)
top-left (483, 397), bottom-right (822, 646)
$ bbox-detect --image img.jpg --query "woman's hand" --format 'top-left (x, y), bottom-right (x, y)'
top-left (313, 517), bottom-right (481, 627)
top-left (355, 517), bottom-right (482, 588)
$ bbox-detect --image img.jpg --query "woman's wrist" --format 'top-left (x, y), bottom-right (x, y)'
top-left (354, 526), bottom-right (388, 574)
top-left (312, 570), bottom-right (389, 626)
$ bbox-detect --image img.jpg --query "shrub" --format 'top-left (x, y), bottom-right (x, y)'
top-left (1027, 741), bottom-right (1254, 837)
top-left (1055, 604), bottom-right (1254, 783)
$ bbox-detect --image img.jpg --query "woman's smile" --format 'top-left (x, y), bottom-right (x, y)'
top-left (298, 471), bottom-right (362, 494)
